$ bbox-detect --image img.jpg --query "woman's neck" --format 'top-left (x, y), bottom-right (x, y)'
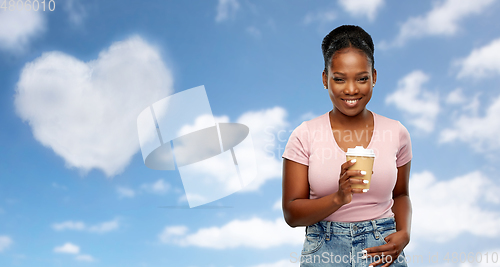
top-left (329, 108), bottom-right (371, 128)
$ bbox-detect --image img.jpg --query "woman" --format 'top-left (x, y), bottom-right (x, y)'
top-left (282, 25), bottom-right (411, 267)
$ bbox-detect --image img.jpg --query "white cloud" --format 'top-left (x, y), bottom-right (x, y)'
top-left (63, 0), bottom-right (87, 26)
top-left (118, 180), bottom-right (173, 199)
top-left (411, 171), bottom-right (500, 243)
top-left (249, 259), bottom-right (297, 267)
top-left (0, 236), bottom-right (12, 252)
top-left (156, 106), bottom-right (288, 205)
top-left (215, 0), bottom-right (239, 23)
top-left (159, 225), bottom-right (188, 239)
top-left (446, 88), bottom-right (466, 105)
top-left (54, 242), bottom-right (95, 262)
top-left (338, 0), bottom-right (384, 21)
top-left (0, 10), bottom-right (45, 52)
top-left (87, 219), bottom-right (119, 233)
top-left (117, 186), bottom-right (135, 198)
top-left (456, 38), bottom-right (500, 79)
top-left (52, 218), bottom-right (119, 233)
top-left (159, 217), bottom-right (303, 249)
top-left (14, 36), bottom-right (173, 177)
top-left (246, 26), bottom-right (262, 39)
top-left (52, 221), bottom-right (86, 231)
top-left (440, 95), bottom-right (500, 152)
top-left (236, 107), bottom-right (289, 191)
top-left (140, 179), bottom-right (170, 194)
top-left (54, 243), bottom-right (80, 254)
top-left (385, 70), bottom-right (440, 132)
top-left (177, 114), bottom-right (228, 137)
top-left (273, 198), bottom-right (281, 210)
top-left (303, 9), bottom-right (336, 25)
top-left (445, 88), bottom-right (480, 116)
top-left (464, 94), bottom-right (481, 115)
top-left (75, 254), bottom-right (95, 262)
top-left (386, 0), bottom-right (495, 47)
top-left (171, 107), bottom-right (288, 202)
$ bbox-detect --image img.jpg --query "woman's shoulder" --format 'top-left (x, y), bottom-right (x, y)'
top-left (372, 111), bottom-right (412, 145)
top-left (301, 112), bottom-right (329, 128)
top-left (373, 111), bottom-right (408, 131)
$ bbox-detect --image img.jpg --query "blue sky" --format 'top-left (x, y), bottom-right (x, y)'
top-left (1, 0), bottom-right (500, 266)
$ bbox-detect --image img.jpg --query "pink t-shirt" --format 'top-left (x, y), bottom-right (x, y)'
top-left (282, 111), bottom-right (412, 222)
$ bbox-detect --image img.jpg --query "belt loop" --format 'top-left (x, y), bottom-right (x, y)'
top-left (371, 220), bottom-right (380, 239)
top-left (325, 221), bottom-right (331, 241)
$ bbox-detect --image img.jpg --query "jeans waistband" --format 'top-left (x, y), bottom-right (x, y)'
top-left (306, 216), bottom-right (396, 240)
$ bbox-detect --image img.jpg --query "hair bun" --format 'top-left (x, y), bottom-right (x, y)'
top-left (322, 25), bottom-right (375, 73)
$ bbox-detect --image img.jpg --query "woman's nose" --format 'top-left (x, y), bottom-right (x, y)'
top-left (343, 81), bottom-right (359, 95)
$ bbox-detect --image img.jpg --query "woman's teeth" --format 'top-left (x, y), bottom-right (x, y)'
top-left (344, 99), bottom-right (359, 104)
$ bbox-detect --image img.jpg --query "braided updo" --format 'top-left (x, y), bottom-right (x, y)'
top-left (321, 25), bottom-right (375, 74)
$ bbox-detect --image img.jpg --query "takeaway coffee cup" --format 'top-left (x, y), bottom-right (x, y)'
top-left (346, 146), bottom-right (375, 190)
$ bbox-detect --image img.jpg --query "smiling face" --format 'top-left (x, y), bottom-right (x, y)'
top-left (322, 47), bottom-right (377, 117)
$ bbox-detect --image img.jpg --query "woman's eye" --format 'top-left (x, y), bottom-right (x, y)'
top-left (359, 77), bottom-right (369, 82)
top-left (333, 78), bottom-right (344, 82)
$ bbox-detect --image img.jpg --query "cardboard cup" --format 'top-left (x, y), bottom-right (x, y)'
top-left (346, 146), bottom-right (375, 190)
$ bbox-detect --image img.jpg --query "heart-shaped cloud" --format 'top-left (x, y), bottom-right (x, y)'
top-left (14, 36), bottom-right (173, 176)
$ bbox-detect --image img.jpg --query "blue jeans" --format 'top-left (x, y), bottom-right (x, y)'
top-left (299, 217), bottom-right (408, 267)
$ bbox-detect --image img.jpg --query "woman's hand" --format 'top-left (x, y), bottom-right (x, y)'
top-left (335, 159), bottom-right (367, 206)
top-left (364, 230), bottom-right (410, 267)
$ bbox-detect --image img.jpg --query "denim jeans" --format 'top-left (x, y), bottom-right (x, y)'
top-left (299, 217), bottom-right (408, 267)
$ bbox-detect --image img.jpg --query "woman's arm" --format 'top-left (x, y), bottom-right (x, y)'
top-left (392, 161), bottom-right (412, 241)
top-left (365, 160), bottom-right (412, 266)
top-left (282, 158), bottom-right (366, 227)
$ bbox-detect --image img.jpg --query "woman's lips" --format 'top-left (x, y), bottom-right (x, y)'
top-left (342, 98), bottom-right (361, 108)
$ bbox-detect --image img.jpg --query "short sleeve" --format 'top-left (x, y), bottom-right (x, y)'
top-left (396, 121), bottom-right (412, 167)
top-left (282, 122), bottom-right (310, 166)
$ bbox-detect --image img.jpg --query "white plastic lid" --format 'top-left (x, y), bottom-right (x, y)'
top-left (346, 146), bottom-right (375, 158)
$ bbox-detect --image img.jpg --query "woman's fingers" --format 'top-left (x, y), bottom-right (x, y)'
top-left (340, 170), bottom-right (368, 193)
top-left (365, 243), bottom-right (401, 267)
top-left (341, 158), bottom-right (357, 173)
top-left (367, 251), bottom-right (400, 267)
top-left (339, 179), bottom-right (368, 195)
top-left (337, 159), bottom-right (369, 204)
top-left (369, 256), bottom-right (393, 267)
top-left (365, 243), bottom-right (394, 254)
top-left (340, 169), bottom-right (366, 181)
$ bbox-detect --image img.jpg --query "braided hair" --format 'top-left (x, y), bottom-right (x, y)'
top-left (321, 25), bottom-right (375, 74)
